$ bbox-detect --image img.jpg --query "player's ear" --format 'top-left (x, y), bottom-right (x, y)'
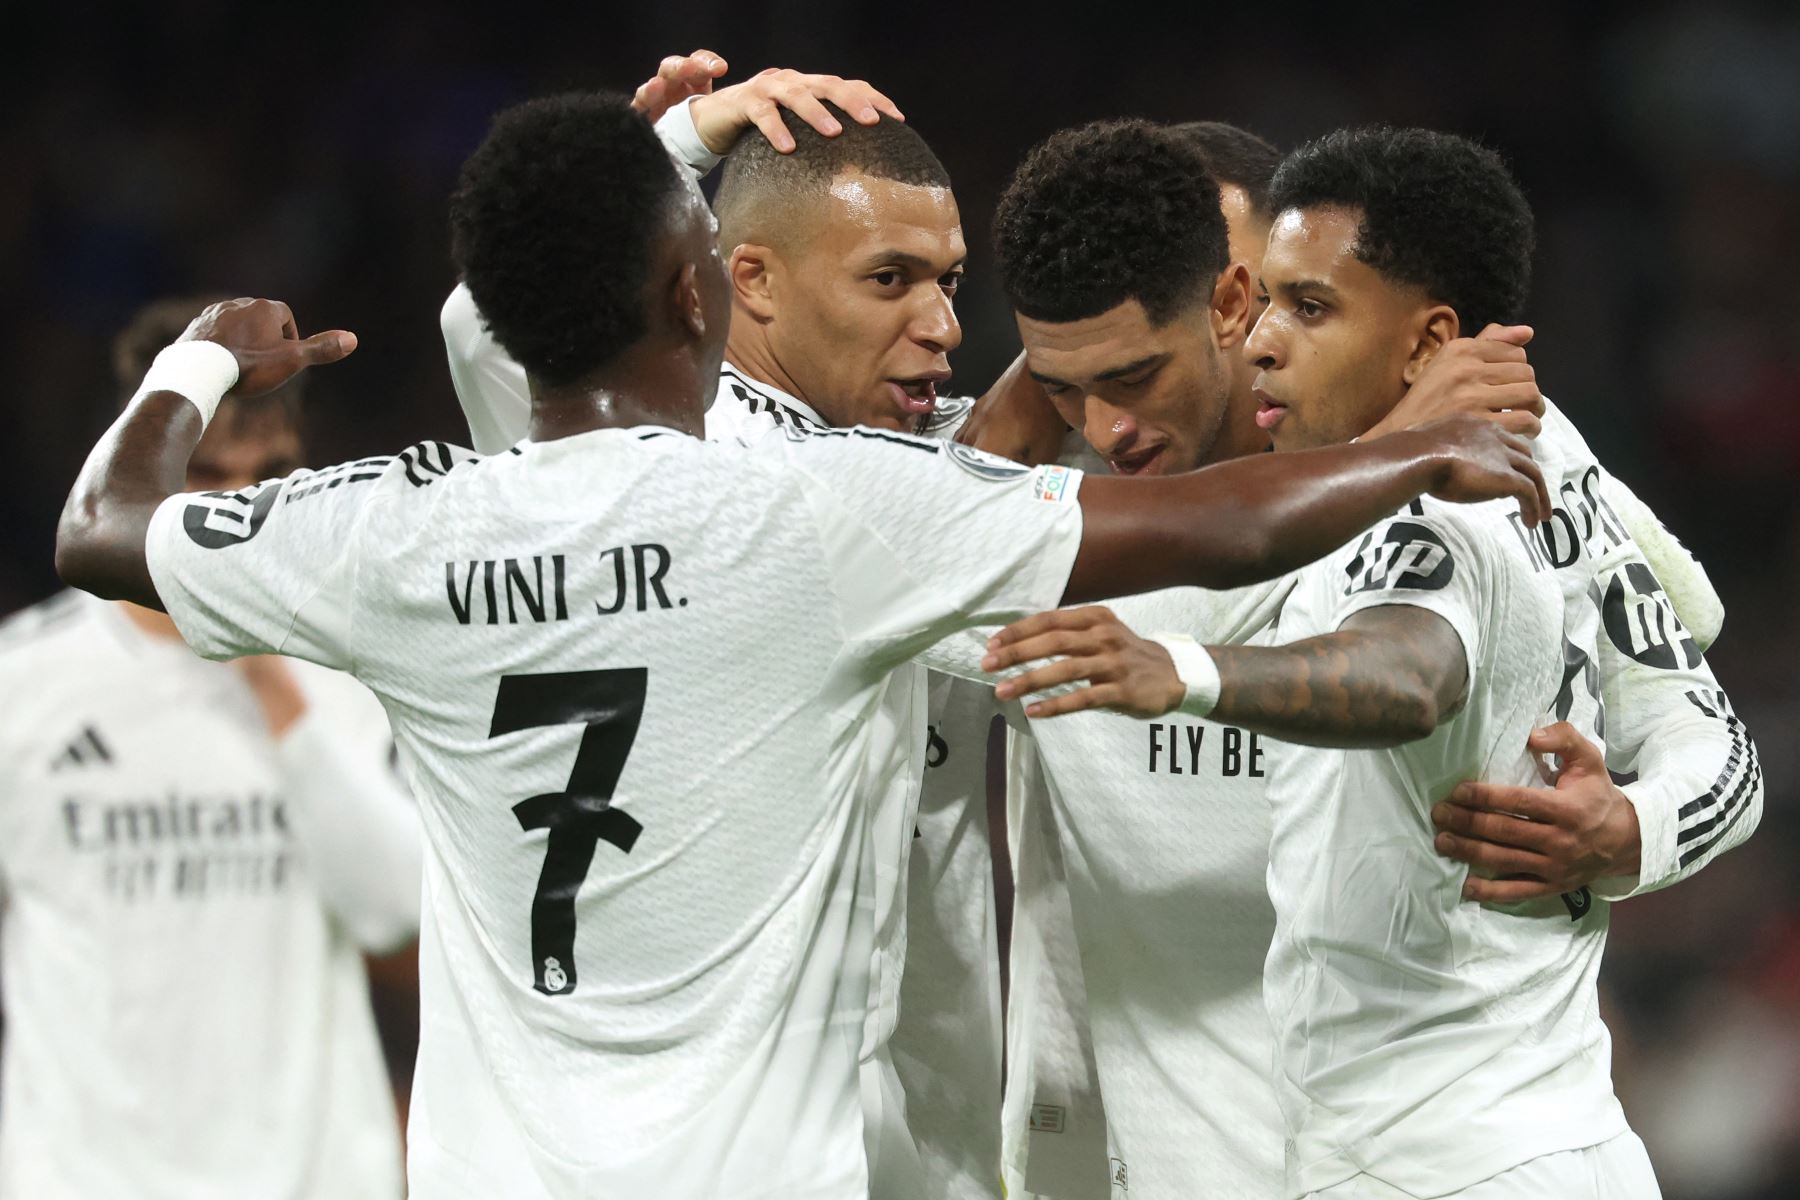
top-left (672, 262), bottom-right (708, 341)
top-left (728, 243), bottom-right (778, 323)
top-left (1211, 262), bottom-right (1253, 350)
top-left (1401, 305), bottom-right (1461, 386)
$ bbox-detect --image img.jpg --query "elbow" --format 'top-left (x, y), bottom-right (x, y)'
top-left (54, 503), bottom-right (108, 596)
top-left (1382, 686), bottom-right (1444, 745)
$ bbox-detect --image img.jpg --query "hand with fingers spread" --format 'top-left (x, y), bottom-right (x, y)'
top-left (1433, 721), bottom-right (1641, 904)
top-left (181, 298), bottom-right (357, 398)
top-left (630, 48), bottom-right (731, 126)
top-left (1364, 324), bottom-right (1545, 441)
top-left (985, 606), bottom-right (1186, 719)
top-left (1412, 414), bottom-right (1553, 526)
top-left (686, 65), bottom-right (904, 156)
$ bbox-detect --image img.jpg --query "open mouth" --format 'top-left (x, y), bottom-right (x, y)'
top-left (1106, 445), bottom-right (1167, 476)
top-left (887, 374), bottom-right (950, 416)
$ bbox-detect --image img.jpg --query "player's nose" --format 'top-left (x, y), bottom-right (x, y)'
top-left (1082, 395), bottom-right (1138, 457)
top-left (909, 287), bottom-right (961, 355)
top-left (1245, 313), bottom-right (1282, 370)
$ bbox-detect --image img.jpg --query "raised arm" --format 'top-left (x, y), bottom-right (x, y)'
top-left (1064, 414), bottom-right (1547, 601)
top-left (55, 299), bottom-right (353, 608)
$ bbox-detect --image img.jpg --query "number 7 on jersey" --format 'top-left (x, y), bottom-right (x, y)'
top-left (488, 669), bottom-right (648, 995)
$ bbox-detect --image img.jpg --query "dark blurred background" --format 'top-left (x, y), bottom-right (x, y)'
top-left (4, 3), bottom-right (1796, 1195)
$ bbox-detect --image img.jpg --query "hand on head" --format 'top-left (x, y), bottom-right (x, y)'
top-left (632, 49), bottom-right (904, 156)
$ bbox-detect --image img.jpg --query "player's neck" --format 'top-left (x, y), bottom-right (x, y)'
top-left (723, 326), bottom-right (812, 413)
top-left (526, 344), bottom-right (707, 441)
top-left (117, 600), bottom-right (181, 641)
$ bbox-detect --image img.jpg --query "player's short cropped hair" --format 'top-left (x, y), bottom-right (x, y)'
top-left (713, 104), bottom-right (952, 247)
top-left (112, 295), bottom-right (304, 425)
top-left (1167, 121), bottom-right (1283, 217)
top-left (992, 120), bottom-right (1229, 326)
top-left (450, 91), bottom-right (683, 387)
top-left (1267, 126), bottom-right (1534, 332)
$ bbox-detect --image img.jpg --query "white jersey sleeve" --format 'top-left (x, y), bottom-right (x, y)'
top-left (775, 430), bottom-right (1085, 672)
top-left (1587, 552), bottom-right (1761, 898)
top-left (1321, 500), bottom-right (1492, 687)
top-left (144, 444), bottom-right (473, 668)
top-left (441, 284), bottom-right (531, 454)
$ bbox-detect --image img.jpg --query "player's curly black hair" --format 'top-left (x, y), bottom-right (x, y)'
top-left (1167, 121), bottom-right (1283, 217)
top-left (992, 120), bottom-right (1228, 325)
top-left (450, 91), bottom-right (681, 387)
top-left (1266, 126), bottom-right (1534, 332)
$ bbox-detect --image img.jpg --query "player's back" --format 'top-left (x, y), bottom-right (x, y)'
top-left (363, 430), bottom-right (883, 1196)
top-left (147, 421), bottom-right (1086, 1199)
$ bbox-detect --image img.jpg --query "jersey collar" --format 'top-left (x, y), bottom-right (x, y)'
top-left (715, 364), bottom-right (829, 430)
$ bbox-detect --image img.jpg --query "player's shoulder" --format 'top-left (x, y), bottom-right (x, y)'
top-left (916, 394), bottom-right (976, 440)
top-left (1329, 496), bottom-right (1532, 601)
top-left (0, 589), bottom-right (100, 668)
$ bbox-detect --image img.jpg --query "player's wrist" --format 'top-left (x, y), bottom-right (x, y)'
top-left (1148, 633), bottom-right (1220, 719)
top-left (132, 340), bottom-right (240, 430)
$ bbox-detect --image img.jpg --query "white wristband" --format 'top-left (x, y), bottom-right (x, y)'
top-left (1149, 633), bottom-right (1222, 719)
top-left (132, 341), bottom-right (240, 430)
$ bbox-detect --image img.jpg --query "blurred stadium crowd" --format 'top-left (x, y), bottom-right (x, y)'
top-left (3, 3), bottom-right (1796, 1197)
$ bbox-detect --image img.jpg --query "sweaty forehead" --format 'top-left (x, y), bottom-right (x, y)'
top-left (1264, 205), bottom-right (1364, 281)
top-left (806, 172), bottom-right (965, 264)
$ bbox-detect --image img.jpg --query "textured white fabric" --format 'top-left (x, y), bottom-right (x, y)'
top-left (1304, 1131), bottom-right (1661, 1199)
top-left (1012, 582), bottom-right (1295, 1200)
top-left (143, 424), bottom-right (1083, 1200)
top-left (1530, 401), bottom-right (1759, 899)
top-left (1265, 491), bottom-right (1628, 1197)
top-left (0, 592), bottom-right (404, 1199)
top-left (999, 727), bottom-right (1111, 1200)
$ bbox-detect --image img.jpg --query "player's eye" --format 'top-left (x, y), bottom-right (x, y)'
top-left (940, 271), bottom-right (963, 294)
top-left (871, 270), bottom-right (904, 290)
top-left (1296, 298), bottom-right (1327, 319)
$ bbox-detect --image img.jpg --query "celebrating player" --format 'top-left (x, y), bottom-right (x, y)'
top-left (55, 92), bottom-right (1545, 1199)
top-left (986, 126), bottom-right (1761, 1199)
top-left (440, 55), bottom-right (1003, 1197)
top-left (0, 297), bottom-right (420, 1199)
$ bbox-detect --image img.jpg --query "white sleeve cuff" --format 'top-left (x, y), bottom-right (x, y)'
top-left (654, 96), bottom-right (723, 174)
top-left (1150, 633), bottom-right (1220, 719)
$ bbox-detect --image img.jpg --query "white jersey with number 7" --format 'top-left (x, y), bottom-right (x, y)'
top-left (142, 423), bottom-right (1083, 1200)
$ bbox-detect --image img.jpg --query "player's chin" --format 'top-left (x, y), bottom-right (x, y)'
top-left (855, 406), bottom-right (913, 433)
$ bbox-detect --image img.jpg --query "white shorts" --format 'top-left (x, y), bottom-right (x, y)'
top-left (1305, 1132), bottom-right (1661, 1200)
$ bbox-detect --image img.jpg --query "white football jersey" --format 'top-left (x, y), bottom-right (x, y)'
top-left (891, 669), bottom-right (1006, 1200)
top-left (142, 424), bottom-right (1085, 1199)
top-left (1265, 489), bottom-right (1626, 1197)
top-left (1033, 582), bottom-right (1293, 1199)
top-left (0, 592), bottom-right (404, 1199)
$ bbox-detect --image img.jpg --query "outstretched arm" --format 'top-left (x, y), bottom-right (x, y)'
top-left (56, 299), bottom-right (354, 608)
top-left (1064, 415), bottom-right (1547, 601)
top-left (985, 603), bottom-right (1468, 748)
